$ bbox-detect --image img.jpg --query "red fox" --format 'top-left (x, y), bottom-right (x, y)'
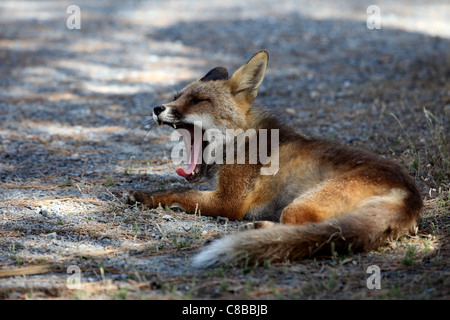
top-left (128, 51), bottom-right (423, 267)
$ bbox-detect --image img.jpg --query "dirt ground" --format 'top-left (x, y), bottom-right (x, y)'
top-left (0, 0), bottom-right (449, 300)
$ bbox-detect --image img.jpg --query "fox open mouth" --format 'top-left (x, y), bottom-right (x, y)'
top-left (161, 121), bottom-right (207, 182)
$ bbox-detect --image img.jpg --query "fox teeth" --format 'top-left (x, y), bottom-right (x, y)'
top-left (173, 124), bottom-right (177, 129)
top-left (191, 171), bottom-right (195, 175)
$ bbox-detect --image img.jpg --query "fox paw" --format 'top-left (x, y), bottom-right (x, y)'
top-left (239, 221), bottom-right (276, 231)
top-left (125, 191), bottom-right (152, 207)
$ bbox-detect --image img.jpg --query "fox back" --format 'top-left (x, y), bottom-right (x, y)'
top-left (130, 51), bottom-right (423, 267)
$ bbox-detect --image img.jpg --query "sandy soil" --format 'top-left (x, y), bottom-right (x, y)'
top-left (0, 0), bottom-right (449, 299)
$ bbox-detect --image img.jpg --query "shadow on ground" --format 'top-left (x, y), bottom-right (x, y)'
top-left (0, 1), bottom-right (448, 299)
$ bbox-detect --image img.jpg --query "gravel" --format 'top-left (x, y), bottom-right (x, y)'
top-left (0, 0), bottom-right (448, 299)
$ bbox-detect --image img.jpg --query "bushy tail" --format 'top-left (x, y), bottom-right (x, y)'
top-left (192, 204), bottom-right (419, 268)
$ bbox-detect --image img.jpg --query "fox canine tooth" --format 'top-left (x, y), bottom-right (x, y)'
top-left (173, 124), bottom-right (177, 129)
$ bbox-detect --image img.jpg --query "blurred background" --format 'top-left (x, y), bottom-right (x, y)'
top-left (1, 0), bottom-right (448, 186)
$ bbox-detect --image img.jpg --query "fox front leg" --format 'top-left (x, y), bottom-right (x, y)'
top-left (127, 188), bottom-right (191, 208)
top-left (127, 189), bottom-right (243, 220)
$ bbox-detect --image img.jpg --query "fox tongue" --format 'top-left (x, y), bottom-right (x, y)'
top-left (176, 129), bottom-right (202, 178)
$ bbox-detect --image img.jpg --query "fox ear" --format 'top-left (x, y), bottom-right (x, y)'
top-left (200, 67), bottom-right (229, 82)
top-left (228, 51), bottom-right (269, 102)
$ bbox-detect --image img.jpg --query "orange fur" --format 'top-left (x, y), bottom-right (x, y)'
top-left (128, 51), bottom-right (423, 267)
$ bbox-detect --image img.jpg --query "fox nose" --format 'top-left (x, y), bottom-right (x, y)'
top-left (153, 105), bottom-right (166, 116)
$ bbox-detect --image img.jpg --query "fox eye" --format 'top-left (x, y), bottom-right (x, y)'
top-left (190, 98), bottom-right (208, 105)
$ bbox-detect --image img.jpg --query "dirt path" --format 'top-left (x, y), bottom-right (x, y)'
top-left (0, 0), bottom-right (449, 299)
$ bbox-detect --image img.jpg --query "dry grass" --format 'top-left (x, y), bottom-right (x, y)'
top-left (1, 93), bottom-right (448, 301)
top-left (1, 182), bottom-right (447, 300)
top-left (1, 0), bottom-right (449, 301)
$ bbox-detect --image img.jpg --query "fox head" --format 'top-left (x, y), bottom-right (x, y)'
top-left (153, 51), bottom-right (269, 131)
top-left (152, 51), bottom-right (269, 182)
